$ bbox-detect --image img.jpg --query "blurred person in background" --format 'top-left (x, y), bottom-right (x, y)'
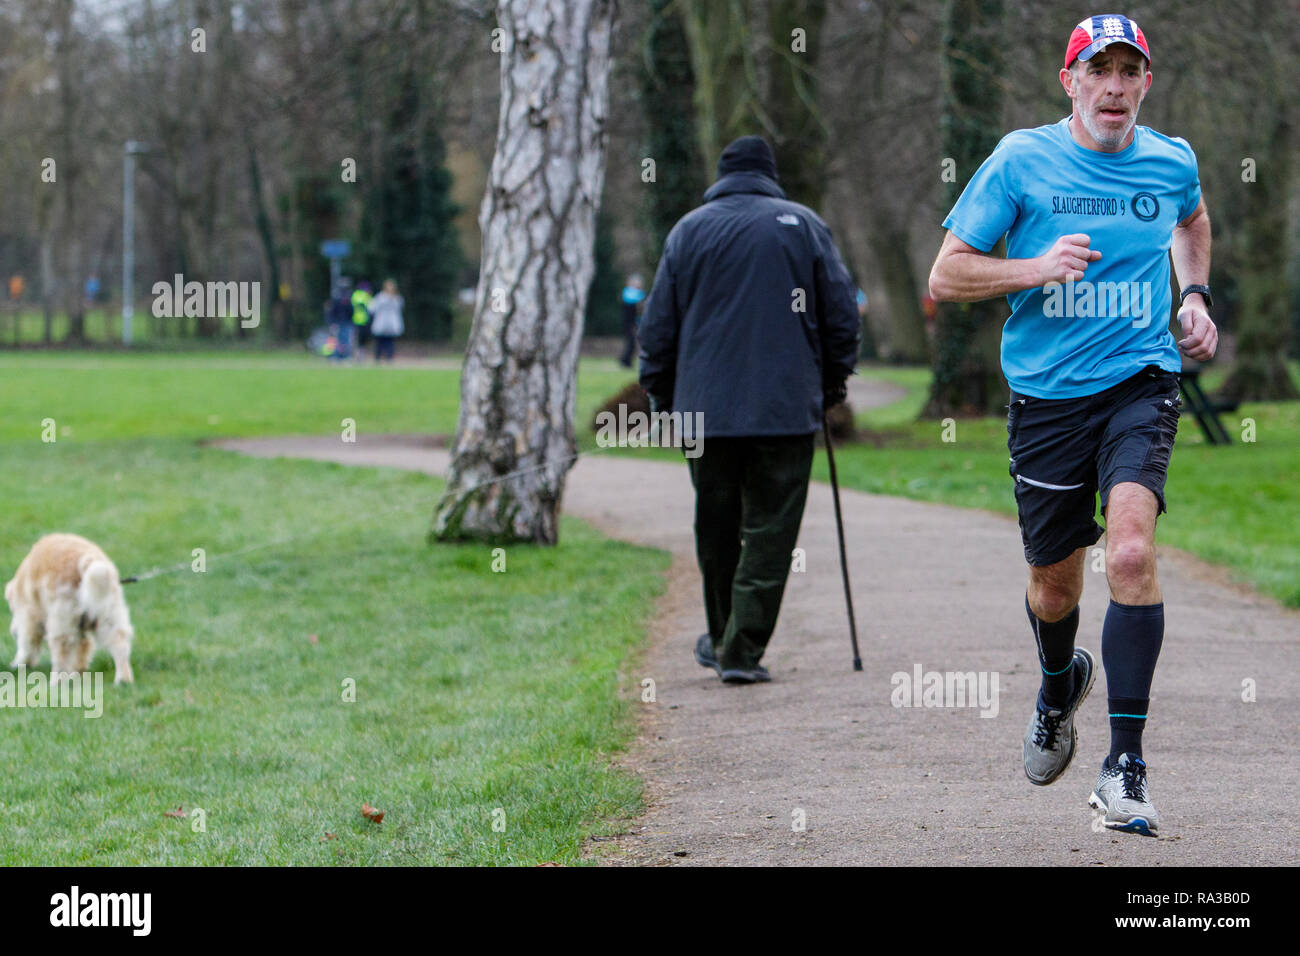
top-left (352, 280), bottom-right (374, 362)
top-left (369, 279), bottom-right (405, 363)
top-left (619, 273), bottom-right (645, 368)
top-left (327, 279), bottom-right (355, 361)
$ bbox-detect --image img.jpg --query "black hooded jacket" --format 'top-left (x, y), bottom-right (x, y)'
top-left (637, 170), bottom-right (861, 437)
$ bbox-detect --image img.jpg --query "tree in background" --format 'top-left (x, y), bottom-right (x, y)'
top-left (1292, 261), bottom-right (1300, 361)
top-left (584, 206), bottom-right (622, 336)
top-left (637, 0), bottom-right (706, 269)
top-left (680, 0), bottom-right (758, 184)
top-left (676, 0), bottom-right (831, 205)
top-left (359, 114), bottom-right (463, 340)
top-left (1218, 3), bottom-right (1299, 401)
top-left (51, 0), bottom-right (87, 344)
top-left (433, 0), bottom-right (616, 544)
top-left (1219, 109), bottom-right (1299, 401)
top-left (284, 172), bottom-right (351, 338)
top-left (764, 0), bottom-right (828, 209)
top-left (821, 0), bottom-right (939, 364)
top-left (641, 0), bottom-right (835, 249)
top-left (351, 2), bottom-right (465, 341)
top-left (923, 0), bottom-right (1007, 417)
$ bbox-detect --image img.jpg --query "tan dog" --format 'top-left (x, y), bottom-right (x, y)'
top-left (5, 533), bottom-right (135, 684)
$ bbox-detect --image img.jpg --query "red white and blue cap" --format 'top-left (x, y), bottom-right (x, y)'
top-left (1064, 15), bottom-right (1150, 69)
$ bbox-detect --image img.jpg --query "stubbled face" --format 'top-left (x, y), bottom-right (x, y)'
top-left (1061, 46), bottom-right (1152, 151)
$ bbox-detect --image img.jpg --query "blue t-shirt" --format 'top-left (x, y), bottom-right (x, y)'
top-left (943, 117), bottom-right (1201, 398)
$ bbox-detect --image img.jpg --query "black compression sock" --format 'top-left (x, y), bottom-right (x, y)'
top-left (1101, 600), bottom-right (1164, 763)
top-left (1107, 707), bottom-right (1148, 761)
top-left (1027, 594), bottom-right (1079, 710)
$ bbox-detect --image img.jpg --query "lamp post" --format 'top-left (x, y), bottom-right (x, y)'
top-left (122, 140), bottom-right (150, 345)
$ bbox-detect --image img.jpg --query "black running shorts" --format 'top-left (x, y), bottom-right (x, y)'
top-left (1006, 365), bottom-right (1182, 568)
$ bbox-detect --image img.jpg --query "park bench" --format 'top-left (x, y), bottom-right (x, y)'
top-left (1180, 365), bottom-right (1237, 445)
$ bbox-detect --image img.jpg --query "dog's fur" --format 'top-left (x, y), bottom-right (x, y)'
top-left (5, 533), bottom-right (134, 684)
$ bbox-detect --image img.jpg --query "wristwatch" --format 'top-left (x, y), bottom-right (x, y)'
top-left (1179, 284), bottom-right (1213, 309)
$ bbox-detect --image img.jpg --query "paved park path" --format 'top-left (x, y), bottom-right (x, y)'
top-left (215, 377), bottom-right (1297, 866)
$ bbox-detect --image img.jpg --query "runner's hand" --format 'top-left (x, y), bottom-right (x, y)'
top-left (1177, 297), bottom-right (1217, 362)
top-left (1037, 234), bottom-right (1102, 285)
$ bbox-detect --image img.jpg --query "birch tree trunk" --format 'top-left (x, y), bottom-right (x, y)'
top-left (432, 0), bottom-right (616, 545)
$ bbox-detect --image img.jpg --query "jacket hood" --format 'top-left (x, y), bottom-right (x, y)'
top-left (703, 170), bottom-right (787, 203)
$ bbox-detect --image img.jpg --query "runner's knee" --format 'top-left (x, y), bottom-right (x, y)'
top-left (1028, 576), bottom-right (1082, 621)
top-left (1106, 537), bottom-right (1155, 588)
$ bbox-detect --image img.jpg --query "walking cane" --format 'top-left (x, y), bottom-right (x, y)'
top-left (822, 414), bottom-right (863, 672)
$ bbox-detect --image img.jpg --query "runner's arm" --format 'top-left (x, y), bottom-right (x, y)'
top-left (1170, 198), bottom-right (1216, 361)
top-left (928, 231), bottom-right (1101, 303)
top-left (1170, 198), bottom-right (1211, 305)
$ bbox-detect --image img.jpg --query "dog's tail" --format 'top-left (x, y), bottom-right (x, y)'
top-left (78, 558), bottom-right (118, 609)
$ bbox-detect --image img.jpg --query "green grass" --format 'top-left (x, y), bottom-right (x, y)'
top-left (0, 354), bottom-right (666, 864)
top-left (0, 308), bottom-right (257, 346)
top-left (849, 364), bottom-right (933, 428)
top-left (0, 298), bottom-right (481, 350)
top-left (0, 351), bottom-right (634, 442)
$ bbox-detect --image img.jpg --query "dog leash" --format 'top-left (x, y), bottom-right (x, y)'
top-left (120, 533), bottom-right (303, 585)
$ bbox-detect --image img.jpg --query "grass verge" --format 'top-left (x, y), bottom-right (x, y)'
top-left (0, 368), bottom-right (666, 862)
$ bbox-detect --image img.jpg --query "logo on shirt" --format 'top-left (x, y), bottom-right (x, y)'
top-left (1131, 192), bottom-right (1160, 221)
top-left (776, 214), bottom-right (801, 226)
top-left (1051, 194), bottom-right (1123, 216)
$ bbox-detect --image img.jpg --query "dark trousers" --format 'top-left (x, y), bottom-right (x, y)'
top-left (686, 433), bottom-right (815, 669)
top-left (619, 312), bottom-right (637, 368)
top-left (373, 335), bottom-right (396, 361)
top-left (330, 322), bottom-right (353, 359)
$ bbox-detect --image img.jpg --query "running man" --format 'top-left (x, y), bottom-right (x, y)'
top-left (928, 14), bottom-right (1216, 835)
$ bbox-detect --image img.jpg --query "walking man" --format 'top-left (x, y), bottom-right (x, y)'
top-left (639, 135), bottom-right (861, 684)
top-left (929, 15), bottom-right (1217, 834)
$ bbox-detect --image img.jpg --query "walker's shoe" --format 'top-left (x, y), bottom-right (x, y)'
top-left (694, 634), bottom-right (721, 676)
top-left (1089, 753), bottom-right (1159, 836)
top-left (720, 664), bottom-right (770, 684)
top-left (1023, 647), bottom-right (1096, 786)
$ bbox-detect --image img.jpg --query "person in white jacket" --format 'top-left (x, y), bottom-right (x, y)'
top-left (368, 279), bottom-right (405, 362)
